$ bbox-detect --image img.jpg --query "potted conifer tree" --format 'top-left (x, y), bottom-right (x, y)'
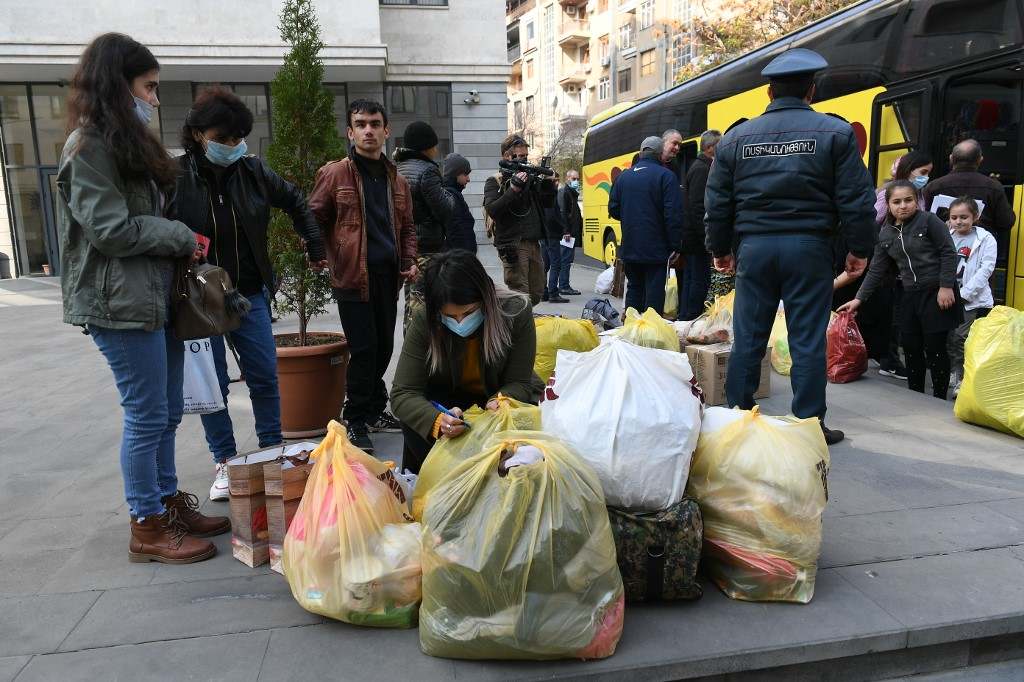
top-left (267, 0), bottom-right (348, 437)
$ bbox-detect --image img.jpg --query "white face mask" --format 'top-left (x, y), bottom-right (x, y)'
top-left (132, 95), bottom-right (154, 126)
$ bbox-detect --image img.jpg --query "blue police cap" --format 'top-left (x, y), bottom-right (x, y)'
top-left (760, 48), bottom-right (828, 79)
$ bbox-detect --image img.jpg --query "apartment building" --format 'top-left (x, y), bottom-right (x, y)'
top-left (506, 0), bottom-right (695, 157)
top-left (0, 0), bottom-right (507, 279)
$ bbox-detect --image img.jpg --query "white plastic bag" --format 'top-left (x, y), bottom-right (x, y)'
top-left (595, 266), bottom-right (614, 294)
top-left (183, 338), bottom-right (224, 414)
top-left (541, 340), bottom-right (703, 511)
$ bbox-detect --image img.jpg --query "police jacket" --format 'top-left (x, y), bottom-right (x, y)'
top-left (608, 156), bottom-right (684, 264)
top-left (704, 97), bottom-right (876, 259)
top-left (394, 148), bottom-right (455, 255)
top-left (681, 153), bottom-right (712, 255)
top-left (170, 151), bottom-right (326, 294)
top-left (856, 209), bottom-right (957, 302)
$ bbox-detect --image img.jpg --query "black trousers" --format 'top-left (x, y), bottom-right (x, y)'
top-left (336, 267), bottom-right (398, 426)
top-left (623, 262), bottom-right (667, 316)
top-left (904, 331), bottom-right (951, 399)
top-left (401, 423), bottom-right (433, 475)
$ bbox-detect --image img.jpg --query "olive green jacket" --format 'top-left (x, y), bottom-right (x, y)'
top-left (57, 129), bottom-right (196, 331)
top-left (390, 296), bottom-right (542, 439)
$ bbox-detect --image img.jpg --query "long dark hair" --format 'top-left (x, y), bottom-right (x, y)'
top-left (894, 150), bottom-right (932, 181)
top-left (421, 250), bottom-right (524, 374)
top-left (66, 33), bottom-right (177, 189)
top-left (180, 86), bottom-right (254, 157)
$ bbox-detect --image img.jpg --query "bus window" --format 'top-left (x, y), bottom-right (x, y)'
top-left (894, 0), bottom-right (1023, 76)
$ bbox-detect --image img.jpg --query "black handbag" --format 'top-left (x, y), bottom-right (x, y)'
top-left (173, 261), bottom-right (251, 340)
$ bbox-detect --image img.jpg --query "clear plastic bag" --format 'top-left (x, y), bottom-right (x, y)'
top-left (282, 420), bottom-right (421, 627)
top-left (664, 267), bottom-right (678, 320)
top-left (420, 431), bottom-right (624, 660)
top-left (687, 290), bottom-right (734, 345)
top-left (687, 407), bottom-right (829, 603)
top-left (411, 397), bottom-right (541, 521)
top-left (611, 307), bottom-right (680, 351)
top-left (533, 317), bottom-right (599, 384)
top-left (954, 306), bottom-right (1024, 437)
top-left (768, 309), bottom-right (792, 376)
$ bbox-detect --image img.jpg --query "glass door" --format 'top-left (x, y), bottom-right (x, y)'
top-left (38, 167), bottom-right (60, 276)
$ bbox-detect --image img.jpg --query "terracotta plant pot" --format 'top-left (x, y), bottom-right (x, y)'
top-left (275, 332), bottom-right (349, 438)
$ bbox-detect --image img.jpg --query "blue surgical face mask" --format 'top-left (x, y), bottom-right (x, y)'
top-left (205, 138), bottom-right (248, 167)
top-left (132, 95), bottom-right (155, 126)
top-left (442, 309), bottom-right (484, 337)
top-left (568, 179), bottom-right (581, 191)
top-left (912, 175), bottom-right (929, 189)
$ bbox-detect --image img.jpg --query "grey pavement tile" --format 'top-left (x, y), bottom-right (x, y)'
top-left (17, 631), bottom-right (270, 682)
top-left (887, 659), bottom-right (1024, 681)
top-left (0, 513), bottom-right (115, 553)
top-left (58, 573), bottom-right (321, 652)
top-left (820, 502), bottom-right (1024, 568)
top-left (0, 592), bottom-right (100, 657)
top-left (0, 657), bottom-right (29, 682)
top-left (0, 548), bottom-right (74, 598)
top-left (40, 528), bottom-right (157, 595)
top-left (258, 624), bottom-right (455, 682)
top-left (838, 547), bottom-right (1024, 648)
top-left (983, 498), bottom-right (1024, 525)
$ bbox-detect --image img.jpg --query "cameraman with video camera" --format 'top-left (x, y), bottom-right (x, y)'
top-left (483, 134), bottom-right (557, 304)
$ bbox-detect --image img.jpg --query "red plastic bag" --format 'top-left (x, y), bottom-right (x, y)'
top-left (826, 311), bottom-right (867, 383)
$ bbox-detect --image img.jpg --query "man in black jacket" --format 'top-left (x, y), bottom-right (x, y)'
top-left (542, 173), bottom-right (570, 304)
top-left (555, 169), bottom-right (583, 295)
top-left (923, 138), bottom-right (1015, 239)
top-left (677, 129), bottom-right (721, 320)
top-left (483, 134), bottom-right (557, 304)
top-left (395, 121), bottom-right (455, 333)
top-left (442, 152), bottom-right (476, 254)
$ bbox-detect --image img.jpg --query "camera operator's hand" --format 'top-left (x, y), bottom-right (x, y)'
top-left (510, 172), bottom-right (529, 192)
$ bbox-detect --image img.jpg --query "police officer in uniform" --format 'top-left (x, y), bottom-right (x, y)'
top-left (704, 48), bottom-right (876, 445)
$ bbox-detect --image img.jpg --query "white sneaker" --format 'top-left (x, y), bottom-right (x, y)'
top-left (210, 463), bottom-right (230, 501)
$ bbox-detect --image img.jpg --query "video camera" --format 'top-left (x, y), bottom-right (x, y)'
top-left (499, 155), bottom-right (555, 191)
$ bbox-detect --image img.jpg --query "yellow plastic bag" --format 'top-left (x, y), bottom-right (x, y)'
top-left (411, 397), bottom-right (541, 521)
top-left (533, 317), bottom-right (599, 384)
top-left (283, 420), bottom-right (421, 627)
top-left (769, 309), bottom-right (792, 376)
top-left (664, 268), bottom-right (678, 320)
top-left (611, 307), bottom-right (680, 351)
top-left (687, 407), bottom-right (830, 603)
top-left (420, 431), bottom-right (624, 660)
top-left (954, 306), bottom-right (1024, 437)
top-left (687, 290), bottom-right (734, 345)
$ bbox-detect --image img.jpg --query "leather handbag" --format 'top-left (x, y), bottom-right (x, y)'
top-left (173, 261), bottom-right (249, 340)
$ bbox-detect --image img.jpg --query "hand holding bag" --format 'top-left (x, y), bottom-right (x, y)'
top-left (173, 261), bottom-right (251, 340)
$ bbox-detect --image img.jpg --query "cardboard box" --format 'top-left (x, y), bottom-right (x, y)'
top-left (685, 342), bottom-right (770, 407)
top-left (261, 444), bottom-right (317, 576)
top-left (266, 496), bottom-right (301, 551)
top-left (269, 544), bottom-right (284, 575)
top-left (232, 536), bottom-right (270, 568)
top-left (263, 454), bottom-right (314, 500)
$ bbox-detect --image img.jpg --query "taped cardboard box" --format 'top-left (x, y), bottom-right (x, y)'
top-left (685, 342), bottom-right (770, 407)
top-left (264, 448), bottom-right (315, 575)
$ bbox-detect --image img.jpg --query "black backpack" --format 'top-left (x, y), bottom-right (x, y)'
top-left (582, 298), bottom-right (622, 330)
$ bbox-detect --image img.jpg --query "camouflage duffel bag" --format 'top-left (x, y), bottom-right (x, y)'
top-left (608, 497), bottom-right (703, 601)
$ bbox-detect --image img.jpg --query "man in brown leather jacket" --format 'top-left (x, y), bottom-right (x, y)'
top-left (308, 99), bottom-right (418, 453)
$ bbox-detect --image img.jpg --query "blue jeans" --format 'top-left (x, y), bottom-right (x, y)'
top-left (545, 241), bottom-right (563, 294)
top-left (90, 325), bottom-right (183, 518)
top-left (727, 234), bottom-right (834, 420)
top-left (558, 245), bottom-right (575, 289)
top-left (201, 289), bottom-right (281, 463)
top-left (680, 253), bottom-right (711, 320)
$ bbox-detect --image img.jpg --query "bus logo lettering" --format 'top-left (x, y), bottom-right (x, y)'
top-left (742, 139), bottom-right (816, 159)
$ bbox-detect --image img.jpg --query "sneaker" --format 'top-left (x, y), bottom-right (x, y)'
top-left (209, 462), bottom-right (230, 501)
top-left (820, 423), bottom-right (845, 446)
top-left (951, 373), bottom-right (962, 398)
top-left (369, 410), bottom-right (402, 433)
top-left (559, 287), bottom-right (582, 296)
top-left (348, 423), bottom-right (375, 454)
top-left (548, 294), bottom-right (570, 303)
top-left (878, 365), bottom-right (908, 380)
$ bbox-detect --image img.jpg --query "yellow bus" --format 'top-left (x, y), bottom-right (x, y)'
top-left (582, 0), bottom-right (1024, 309)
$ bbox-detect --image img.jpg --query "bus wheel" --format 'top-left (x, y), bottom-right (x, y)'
top-left (602, 230), bottom-right (617, 265)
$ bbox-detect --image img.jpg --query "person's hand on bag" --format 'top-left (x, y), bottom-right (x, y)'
top-left (845, 253), bottom-right (868, 278)
top-left (713, 254), bottom-right (735, 274)
top-left (439, 407), bottom-right (467, 439)
top-left (836, 298), bottom-right (861, 314)
top-left (937, 286), bottom-right (956, 310)
top-left (400, 263), bottom-right (419, 282)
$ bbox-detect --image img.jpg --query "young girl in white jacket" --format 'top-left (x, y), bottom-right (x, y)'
top-left (947, 196), bottom-right (997, 395)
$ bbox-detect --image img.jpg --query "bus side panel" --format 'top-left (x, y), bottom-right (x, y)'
top-left (582, 151), bottom-right (637, 264)
top-left (1008, 186), bottom-right (1023, 310)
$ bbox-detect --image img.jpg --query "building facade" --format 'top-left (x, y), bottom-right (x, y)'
top-left (506, 0), bottom-right (695, 159)
top-left (0, 0), bottom-right (508, 279)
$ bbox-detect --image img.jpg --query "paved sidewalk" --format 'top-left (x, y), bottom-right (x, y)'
top-left (1, 247), bottom-right (1022, 681)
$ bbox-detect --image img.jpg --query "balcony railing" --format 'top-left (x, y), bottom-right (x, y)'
top-left (508, 44), bottom-right (522, 62)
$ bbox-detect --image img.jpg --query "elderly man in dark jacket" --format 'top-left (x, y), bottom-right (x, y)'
top-left (395, 121), bottom-right (455, 332)
top-left (923, 138), bottom-right (1015, 237)
top-left (608, 136), bottom-right (684, 315)
top-left (442, 152), bottom-right (476, 254)
top-left (677, 129), bottom-right (721, 319)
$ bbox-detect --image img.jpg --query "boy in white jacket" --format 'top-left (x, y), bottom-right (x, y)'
top-left (947, 197), bottom-right (997, 395)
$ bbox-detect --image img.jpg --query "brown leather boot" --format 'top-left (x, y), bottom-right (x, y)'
top-left (162, 490), bottom-right (231, 538)
top-left (129, 509), bottom-right (216, 564)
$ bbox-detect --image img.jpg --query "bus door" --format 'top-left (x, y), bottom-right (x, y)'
top-left (868, 84), bottom-right (934, 188)
top-left (938, 66), bottom-right (1023, 307)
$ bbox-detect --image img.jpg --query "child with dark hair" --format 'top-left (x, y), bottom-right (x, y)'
top-left (946, 196), bottom-right (996, 395)
top-left (839, 180), bottom-right (959, 399)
